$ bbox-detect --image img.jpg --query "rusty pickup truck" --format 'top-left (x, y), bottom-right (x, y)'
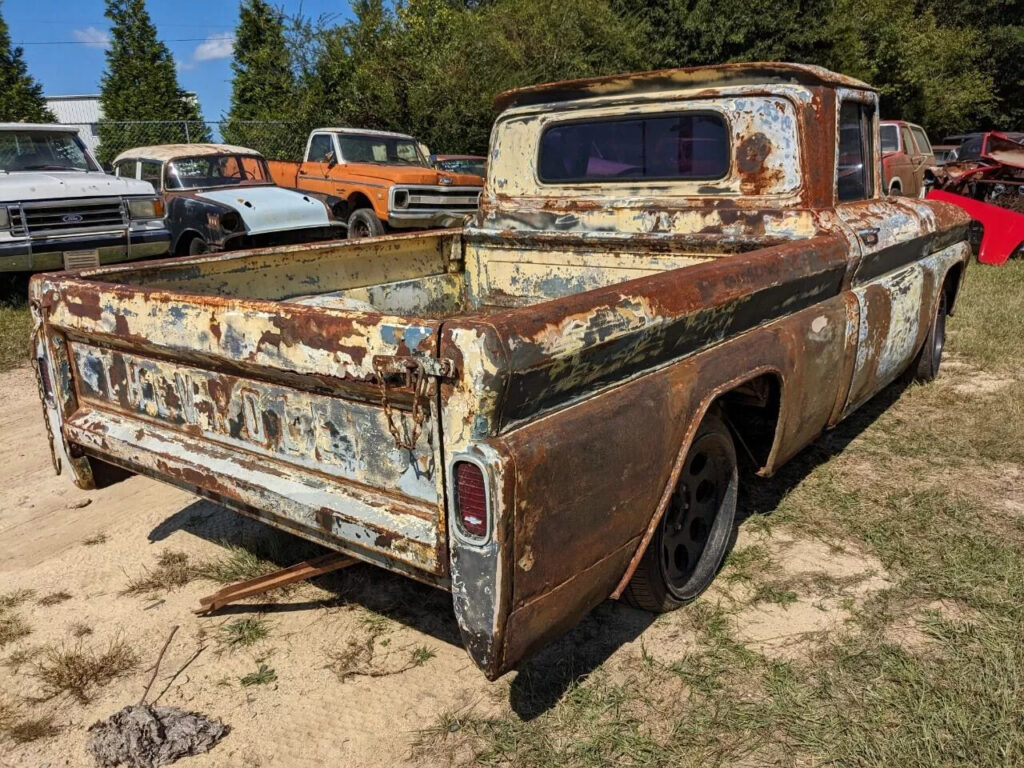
top-left (30, 63), bottom-right (969, 679)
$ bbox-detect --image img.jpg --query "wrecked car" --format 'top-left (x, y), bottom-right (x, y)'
top-left (113, 144), bottom-right (346, 256)
top-left (31, 63), bottom-right (970, 679)
top-left (926, 131), bottom-right (1024, 264)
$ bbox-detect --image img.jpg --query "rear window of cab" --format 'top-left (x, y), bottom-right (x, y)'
top-left (538, 112), bottom-right (730, 183)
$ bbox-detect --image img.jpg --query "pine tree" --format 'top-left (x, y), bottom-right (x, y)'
top-left (222, 0), bottom-right (299, 159)
top-left (0, 3), bottom-right (55, 122)
top-left (97, 0), bottom-right (210, 164)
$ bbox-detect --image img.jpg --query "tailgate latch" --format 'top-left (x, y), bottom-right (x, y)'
top-left (373, 355), bottom-right (456, 451)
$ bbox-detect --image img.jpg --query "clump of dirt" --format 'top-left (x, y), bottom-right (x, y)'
top-left (87, 704), bottom-right (229, 768)
top-left (952, 370), bottom-right (1014, 396)
top-left (732, 530), bottom-right (890, 660)
top-left (887, 599), bottom-right (980, 652)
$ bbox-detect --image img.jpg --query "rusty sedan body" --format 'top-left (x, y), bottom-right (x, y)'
top-left (113, 144), bottom-right (346, 256)
top-left (31, 63), bottom-right (970, 679)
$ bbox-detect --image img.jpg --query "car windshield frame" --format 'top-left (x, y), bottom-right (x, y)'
top-left (880, 124), bottom-right (900, 154)
top-left (337, 134), bottom-right (429, 167)
top-left (164, 153), bottom-right (273, 190)
top-left (0, 130), bottom-right (98, 173)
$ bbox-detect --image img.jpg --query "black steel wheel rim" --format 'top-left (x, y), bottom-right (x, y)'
top-left (660, 433), bottom-right (732, 594)
top-left (933, 294), bottom-right (946, 363)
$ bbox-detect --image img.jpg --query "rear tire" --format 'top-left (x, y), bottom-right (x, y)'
top-left (347, 208), bottom-right (385, 238)
top-left (912, 287), bottom-right (948, 382)
top-left (623, 413), bottom-right (738, 612)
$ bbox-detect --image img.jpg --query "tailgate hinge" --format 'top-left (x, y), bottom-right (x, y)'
top-left (372, 355), bottom-right (457, 451)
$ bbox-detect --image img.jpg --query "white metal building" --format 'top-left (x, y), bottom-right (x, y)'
top-left (45, 94), bottom-right (103, 155)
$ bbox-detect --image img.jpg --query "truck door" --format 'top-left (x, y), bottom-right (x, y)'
top-left (834, 98), bottom-right (932, 416)
top-left (297, 132), bottom-right (339, 195)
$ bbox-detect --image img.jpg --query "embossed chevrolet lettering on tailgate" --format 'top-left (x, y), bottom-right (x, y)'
top-left (69, 342), bottom-right (438, 504)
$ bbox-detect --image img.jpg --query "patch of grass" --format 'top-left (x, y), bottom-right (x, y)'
top-left (947, 260), bottom-right (1024, 370)
top-left (0, 591), bottom-right (33, 647)
top-left (198, 543), bottom-right (279, 584)
top-left (410, 646), bottom-right (435, 667)
top-left (34, 638), bottom-right (139, 702)
top-left (70, 623), bottom-right (92, 638)
top-left (37, 591), bottom-right (71, 607)
top-left (722, 543), bottom-right (773, 584)
top-left (5, 715), bottom-right (60, 744)
top-left (0, 301), bottom-right (31, 373)
top-left (239, 663), bottom-right (276, 687)
top-left (0, 612), bottom-right (30, 648)
top-left (123, 550), bottom-right (197, 595)
top-left (0, 590), bottom-right (34, 610)
top-left (82, 532), bottom-right (108, 546)
top-left (4, 646), bottom-right (40, 671)
top-left (222, 618), bottom-right (268, 648)
top-left (752, 582), bottom-right (799, 606)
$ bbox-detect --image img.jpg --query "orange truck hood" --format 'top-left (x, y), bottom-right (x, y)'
top-left (342, 163), bottom-right (483, 187)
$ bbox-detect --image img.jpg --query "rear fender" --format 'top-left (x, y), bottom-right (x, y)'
top-left (482, 294), bottom-right (851, 677)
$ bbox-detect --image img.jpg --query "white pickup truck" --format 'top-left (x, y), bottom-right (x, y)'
top-left (0, 123), bottom-right (169, 273)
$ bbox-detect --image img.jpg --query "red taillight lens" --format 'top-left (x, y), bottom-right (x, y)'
top-left (454, 461), bottom-right (488, 539)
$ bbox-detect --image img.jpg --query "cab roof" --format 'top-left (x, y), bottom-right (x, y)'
top-left (113, 143), bottom-right (262, 164)
top-left (313, 127), bottom-right (416, 140)
top-left (0, 122), bottom-right (81, 132)
top-left (494, 62), bottom-right (873, 112)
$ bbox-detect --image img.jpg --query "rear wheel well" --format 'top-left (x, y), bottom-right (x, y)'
top-left (889, 178), bottom-right (902, 194)
top-left (943, 263), bottom-right (964, 315)
top-left (711, 373), bottom-right (782, 473)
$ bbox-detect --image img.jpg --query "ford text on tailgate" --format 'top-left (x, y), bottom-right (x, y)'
top-left (32, 63), bottom-right (971, 679)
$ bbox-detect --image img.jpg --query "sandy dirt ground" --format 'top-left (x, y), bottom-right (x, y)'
top-left (0, 364), bottom-right (890, 767)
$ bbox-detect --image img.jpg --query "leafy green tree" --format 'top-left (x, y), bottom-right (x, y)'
top-left (0, 2), bottom-right (54, 122)
top-left (287, 0), bottom-right (1021, 153)
top-left (295, 0), bottom-right (646, 155)
top-left (97, 0), bottom-right (209, 165)
top-left (222, 0), bottom-right (301, 159)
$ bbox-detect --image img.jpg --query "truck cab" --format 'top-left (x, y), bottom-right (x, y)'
top-left (0, 124), bottom-right (169, 273)
top-left (267, 128), bottom-right (482, 238)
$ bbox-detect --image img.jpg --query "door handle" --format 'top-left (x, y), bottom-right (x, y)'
top-left (858, 228), bottom-right (880, 246)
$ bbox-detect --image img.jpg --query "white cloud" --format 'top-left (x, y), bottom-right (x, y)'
top-left (191, 34), bottom-right (234, 63)
top-left (73, 26), bottom-right (110, 49)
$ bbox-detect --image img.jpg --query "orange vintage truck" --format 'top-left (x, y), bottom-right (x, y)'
top-left (268, 128), bottom-right (483, 238)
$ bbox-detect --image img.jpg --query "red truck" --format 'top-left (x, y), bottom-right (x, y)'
top-left (927, 131), bottom-right (1024, 264)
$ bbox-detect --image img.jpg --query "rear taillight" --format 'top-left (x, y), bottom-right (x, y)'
top-left (453, 460), bottom-right (489, 540)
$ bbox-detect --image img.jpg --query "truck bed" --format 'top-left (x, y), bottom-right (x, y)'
top-left (32, 226), bottom-right (815, 586)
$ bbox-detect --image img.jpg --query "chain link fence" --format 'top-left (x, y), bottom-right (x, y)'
top-left (64, 120), bottom-right (309, 168)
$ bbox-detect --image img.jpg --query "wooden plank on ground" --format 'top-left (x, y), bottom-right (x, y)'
top-left (195, 552), bottom-right (356, 614)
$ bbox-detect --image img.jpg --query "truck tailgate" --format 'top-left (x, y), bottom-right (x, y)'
top-left (36, 277), bottom-right (450, 580)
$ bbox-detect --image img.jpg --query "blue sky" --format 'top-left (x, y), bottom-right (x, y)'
top-left (5, 0), bottom-right (353, 121)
